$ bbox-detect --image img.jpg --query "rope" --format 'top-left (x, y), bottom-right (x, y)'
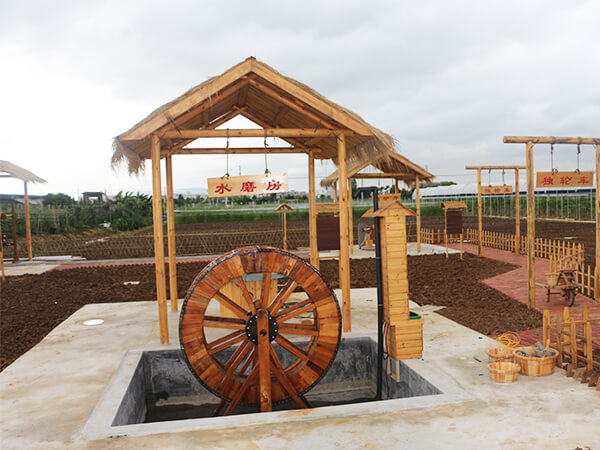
top-left (576, 143), bottom-right (581, 173)
top-left (496, 332), bottom-right (520, 349)
top-left (264, 130), bottom-right (271, 175)
top-left (222, 128), bottom-right (230, 179)
top-left (550, 143), bottom-right (557, 174)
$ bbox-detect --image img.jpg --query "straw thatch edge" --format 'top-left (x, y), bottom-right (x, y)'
top-left (0, 160), bottom-right (47, 183)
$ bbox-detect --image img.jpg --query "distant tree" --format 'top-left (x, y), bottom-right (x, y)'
top-left (43, 193), bottom-right (75, 207)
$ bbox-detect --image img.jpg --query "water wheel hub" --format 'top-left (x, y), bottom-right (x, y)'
top-left (245, 310), bottom-right (278, 344)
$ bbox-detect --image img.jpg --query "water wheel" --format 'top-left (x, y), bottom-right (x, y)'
top-left (179, 246), bottom-right (341, 415)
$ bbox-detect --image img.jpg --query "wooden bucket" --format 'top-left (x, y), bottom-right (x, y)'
top-left (512, 347), bottom-right (558, 377)
top-left (487, 347), bottom-right (515, 363)
top-left (487, 362), bottom-right (520, 383)
top-left (546, 272), bottom-right (559, 286)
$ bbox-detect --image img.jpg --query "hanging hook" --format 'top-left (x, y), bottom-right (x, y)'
top-left (502, 169), bottom-right (506, 186)
top-left (264, 129), bottom-right (271, 176)
top-left (222, 128), bottom-right (230, 179)
top-left (550, 143), bottom-right (557, 174)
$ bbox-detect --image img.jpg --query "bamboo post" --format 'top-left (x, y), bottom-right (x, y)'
top-left (477, 169), bottom-right (482, 256)
top-left (23, 181), bottom-right (32, 260)
top-left (257, 308), bottom-right (272, 412)
top-left (563, 307), bottom-right (570, 346)
top-left (569, 318), bottom-right (577, 369)
top-left (11, 203), bottom-right (18, 263)
top-left (583, 305), bottom-right (592, 370)
top-left (416, 175), bottom-right (421, 252)
top-left (542, 310), bottom-right (550, 346)
top-left (165, 155), bottom-right (178, 311)
top-left (282, 208), bottom-right (288, 250)
top-left (348, 179), bottom-right (354, 255)
top-left (556, 315), bottom-right (563, 367)
top-left (308, 154), bottom-right (319, 269)
top-left (594, 144), bottom-right (600, 300)
top-left (526, 141), bottom-right (535, 309)
top-left (460, 233), bottom-right (463, 260)
top-left (337, 133), bottom-right (351, 332)
top-left (151, 135), bottom-right (169, 344)
top-left (333, 181), bottom-right (337, 202)
top-left (514, 169), bottom-right (520, 254)
top-left (0, 219), bottom-right (4, 281)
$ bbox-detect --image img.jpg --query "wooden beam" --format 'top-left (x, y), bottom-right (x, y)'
top-left (251, 59), bottom-right (375, 136)
top-left (465, 165), bottom-right (526, 170)
top-left (596, 144), bottom-right (600, 301)
top-left (504, 136), bottom-right (600, 145)
top-left (526, 141), bottom-right (535, 309)
top-left (237, 84), bottom-right (249, 107)
top-left (165, 155), bottom-right (178, 312)
top-left (239, 109), bottom-right (311, 150)
top-left (23, 181), bottom-right (32, 260)
top-left (351, 172), bottom-right (413, 179)
top-left (161, 128), bottom-right (347, 139)
top-left (308, 154), bottom-right (319, 269)
top-left (416, 176), bottom-right (421, 252)
top-left (248, 78), bottom-right (337, 129)
top-left (121, 59), bottom-right (253, 140)
top-left (348, 180), bottom-right (353, 255)
top-left (338, 133), bottom-right (351, 332)
top-left (477, 168), bottom-right (482, 257)
top-left (273, 106), bottom-right (287, 127)
top-left (515, 168), bottom-right (520, 254)
top-left (151, 135), bottom-right (169, 343)
top-left (206, 106), bottom-right (247, 130)
top-left (163, 147), bottom-right (308, 156)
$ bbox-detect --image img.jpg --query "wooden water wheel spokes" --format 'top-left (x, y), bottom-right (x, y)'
top-left (179, 246), bottom-right (341, 416)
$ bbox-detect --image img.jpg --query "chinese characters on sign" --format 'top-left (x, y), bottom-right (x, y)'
top-left (378, 193), bottom-right (403, 206)
top-left (207, 173), bottom-right (289, 198)
top-left (535, 171), bottom-right (594, 188)
top-left (481, 185), bottom-right (513, 195)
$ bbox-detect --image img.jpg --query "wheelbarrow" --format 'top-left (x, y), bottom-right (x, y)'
top-left (536, 269), bottom-right (579, 306)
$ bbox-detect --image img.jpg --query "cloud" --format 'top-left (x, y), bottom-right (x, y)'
top-left (0, 0), bottom-right (598, 197)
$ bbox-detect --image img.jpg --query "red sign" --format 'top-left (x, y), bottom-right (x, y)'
top-left (536, 171), bottom-right (593, 188)
top-left (481, 185), bottom-right (513, 195)
top-left (208, 173), bottom-right (288, 198)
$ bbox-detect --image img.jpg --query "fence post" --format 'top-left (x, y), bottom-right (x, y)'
top-left (542, 310), bottom-right (551, 347)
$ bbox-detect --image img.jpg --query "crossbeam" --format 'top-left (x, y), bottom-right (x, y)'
top-left (504, 136), bottom-right (600, 145)
top-left (160, 128), bottom-right (351, 139)
top-left (162, 147), bottom-right (310, 156)
top-left (351, 172), bottom-right (413, 179)
top-left (465, 165), bottom-right (526, 170)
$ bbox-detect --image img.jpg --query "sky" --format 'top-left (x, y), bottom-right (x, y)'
top-left (1, 0), bottom-right (599, 198)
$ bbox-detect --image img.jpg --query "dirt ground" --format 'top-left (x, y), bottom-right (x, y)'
top-left (0, 253), bottom-right (541, 372)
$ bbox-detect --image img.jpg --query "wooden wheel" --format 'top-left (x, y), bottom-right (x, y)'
top-left (179, 246), bottom-right (341, 415)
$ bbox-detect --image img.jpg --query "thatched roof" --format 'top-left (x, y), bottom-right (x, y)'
top-left (0, 160), bottom-right (46, 183)
top-left (112, 57), bottom-right (398, 174)
top-left (320, 149), bottom-right (433, 188)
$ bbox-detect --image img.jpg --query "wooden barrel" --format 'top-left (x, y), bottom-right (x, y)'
top-left (487, 347), bottom-right (515, 363)
top-left (512, 347), bottom-right (558, 377)
top-left (488, 362), bottom-right (520, 383)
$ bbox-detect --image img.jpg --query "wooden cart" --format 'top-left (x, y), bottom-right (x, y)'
top-left (536, 269), bottom-right (579, 306)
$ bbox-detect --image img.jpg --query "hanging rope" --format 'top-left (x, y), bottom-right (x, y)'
top-left (222, 128), bottom-right (230, 179)
top-left (502, 169), bottom-right (506, 185)
top-left (550, 143), bottom-right (557, 174)
top-left (264, 130), bottom-right (271, 176)
top-left (576, 143), bottom-right (581, 173)
top-left (488, 169), bottom-right (491, 186)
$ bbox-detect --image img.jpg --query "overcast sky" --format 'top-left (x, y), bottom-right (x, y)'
top-left (1, 0), bottom-right (598, 198)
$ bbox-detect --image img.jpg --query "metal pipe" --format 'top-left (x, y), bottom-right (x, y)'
top-left (354, 186), bottom-right (384, 400)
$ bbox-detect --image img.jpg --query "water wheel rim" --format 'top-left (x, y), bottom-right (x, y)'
top-left (179, 246), bottom-right (342, 407)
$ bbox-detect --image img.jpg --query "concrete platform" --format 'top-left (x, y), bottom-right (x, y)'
top-left (319, 243), bottom-right (457, 260)
top-left (1, 288), bottom-right (598, 449)
top-left (1, 259), bottom-right (61, 276)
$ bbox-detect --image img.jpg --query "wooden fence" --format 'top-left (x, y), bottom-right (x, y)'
top-left (542, 306), bottom-right (600, 387)
top-left (420, 228), bottom-right (443, 245)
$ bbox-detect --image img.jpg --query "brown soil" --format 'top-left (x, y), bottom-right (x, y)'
top-left (0, 253), bottom-right (540, 372)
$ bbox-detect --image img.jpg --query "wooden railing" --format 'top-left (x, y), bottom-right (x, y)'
top-left (420, 227), bottom-right (443, 245)
top-left (542, 307), bottom-right (599, 386)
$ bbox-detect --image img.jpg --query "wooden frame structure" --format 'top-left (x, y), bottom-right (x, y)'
top-left (113, 57), bottom-right (400, 342)
top-left (0, 160), bottom-right (47, 261)
top-left (465, 165), bottom-right (525, 256)
top-left (503, 136), bottom-right (600, 308)
top-left (321, 152), bottom-right (433, 253)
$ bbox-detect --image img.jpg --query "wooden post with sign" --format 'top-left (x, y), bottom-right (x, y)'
top-left (362, 201), bottom-right (423, 360)
top-left (503, 136), bottom-right (600, 308)
top-left (466, 165), bottom-right (525, 255)
top-left (275, 203), bottom-right (293, 250)
top-left (441, 201), bottom-right (467, 259)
